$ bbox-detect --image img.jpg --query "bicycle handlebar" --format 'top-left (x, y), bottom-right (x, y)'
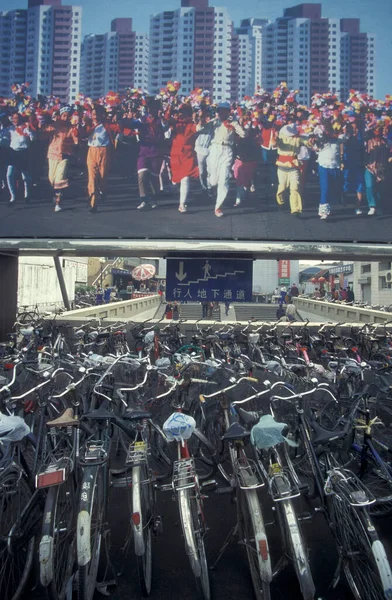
top-left (199, 376), bottom-right (258, 401)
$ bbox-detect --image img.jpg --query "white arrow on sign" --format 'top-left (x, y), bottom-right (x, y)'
top-left (175, 261), bottom-right (187, 282)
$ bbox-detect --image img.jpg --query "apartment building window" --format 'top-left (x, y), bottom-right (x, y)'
top-left (361, 264), bottom-right (371, 274)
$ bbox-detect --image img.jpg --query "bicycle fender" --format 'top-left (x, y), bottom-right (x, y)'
top-left (77, 510), bottom-right (91, 566)
top-left (39, 535), bottom-right (53, 586)
top-left (371, 540), bottom-right (392, 599)
top-left (132, 466), bottom-right (145, 556)
top-left (178, 489), bottom-right (201, 578)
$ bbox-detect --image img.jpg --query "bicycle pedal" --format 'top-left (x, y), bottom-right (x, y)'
top-left (153, 516), bottom-right (163, 536)
top-left (296, 512), bottom-right (313, 521)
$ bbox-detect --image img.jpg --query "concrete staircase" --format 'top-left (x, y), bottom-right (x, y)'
top-left (177, 303), bottom-right (221, 321)
top-left (233, 303), bottom-right (280, 322)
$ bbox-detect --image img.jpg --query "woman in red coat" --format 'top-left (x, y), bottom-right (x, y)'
top-left (168, 104), bottom-right (199, 213)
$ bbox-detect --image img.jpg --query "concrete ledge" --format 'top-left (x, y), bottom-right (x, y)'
top-left (56, 294), bottom-right (161, 322)
top-left (293, 297), bottom-right (392, 324)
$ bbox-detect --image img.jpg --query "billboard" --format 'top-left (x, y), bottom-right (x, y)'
top-left (1, 107), bottom-right (390, 248)
top-left (0, 3), bottom-right (390, 253)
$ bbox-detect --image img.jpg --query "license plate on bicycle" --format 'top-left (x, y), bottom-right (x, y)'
top-left (36, 467), bottom-right (66, 489)
top-left (126, 441), bottom-right (148, 466)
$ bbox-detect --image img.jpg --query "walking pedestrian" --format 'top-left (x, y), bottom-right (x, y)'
top-left (194, 106), bottom-right (212, 193)
top-left (41, 105), bottom-right (78, 212)
top-left (121, 98), bottom-right (167, 210)
top-left (364, 127), bottom-right (391, 216)
top-left (166, 103), bottom-right (199, 213)
top-left (205, 102), bottom-right (245, 218)
top-left (342, 120), bottom-right (365, 215)
top-left (314, 126), bottom-right (344, 220)
top-left (232, 125), bottom-right (259, 207)
top-left (84, 106), bottom-right (113, 213)
top-left (275, 123), bottom-right (304, 217)
top-left (6, 112), bottom-right (35, 204)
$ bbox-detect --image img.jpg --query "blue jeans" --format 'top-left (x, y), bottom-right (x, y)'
top-left (364, 169), bottom-right (380, 208)
top-left (261, 148), bottom-right (278, 186)
top-left (318, 166), bottom-right (342, 205)
top-left (7, 165), bottom-right (32, 200)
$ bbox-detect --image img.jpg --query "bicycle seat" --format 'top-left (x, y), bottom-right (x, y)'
top-left (222, 422), bottom-right (250, 441)
top-left (310, 419), bottom-right (346, 445)
top-left (123, 409), bottom-right (152, 421)
top-left (83, 403), bottom-right (114, 421)
top-left (236, 407), bottom-right (260, 426)
top-left (47, 408), bottom-right (79, 427)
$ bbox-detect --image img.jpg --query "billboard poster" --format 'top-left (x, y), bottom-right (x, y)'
top-left (0, 0), bottom-right (389, 252)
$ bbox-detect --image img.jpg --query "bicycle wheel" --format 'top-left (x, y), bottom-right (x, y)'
top-left (40, 476), bottom-right (76, 600)
top-left (238, 488), bottom-right (272, 600)
top-left (132, 464), bottom-right (153, 596)
top-left (0, 471), bottom-right (35, 600)
top-left (178, 488), bottom-right (210, 600)
top-left (77, 467), bottom-right (105, 600)
top-left (329, 494), bottom-right (392, 600)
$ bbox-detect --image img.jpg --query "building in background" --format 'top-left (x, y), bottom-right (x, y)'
top-left (353, 261), bottom-right (392, 307)
top-left (134, 33), bottom-right (149, 90)
top-left (235, 18), bottom-right (268, 98)
top-left (149, 0), bottom-right (235, 101)
top-left (0, 9), bottom-right (28, 98)
top-left (0, 0), bottom-right (82, 102)
top-left (253, 259), bottom-right (300, 294)
top-left (262, 3), bottom-right (375, 106)
top-left (81, 18), bottom-right (149, 97)
top-left (18, 256), bottom-right (88, 311)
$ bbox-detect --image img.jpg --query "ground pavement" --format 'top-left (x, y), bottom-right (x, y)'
top-left (0, 167), bottom-right (390, 244)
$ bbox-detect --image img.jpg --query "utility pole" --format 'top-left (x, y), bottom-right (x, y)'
top-left (53, 257), bottom-right (71, 311)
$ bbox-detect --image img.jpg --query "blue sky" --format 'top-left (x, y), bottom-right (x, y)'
top-left (4, 0), bottom-right (391, 97)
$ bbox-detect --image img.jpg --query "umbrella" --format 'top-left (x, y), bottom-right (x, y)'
top-left (131, 264), bottom-right (156, 281)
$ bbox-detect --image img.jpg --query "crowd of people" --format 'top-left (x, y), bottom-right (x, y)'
top-left (0, 81), bottom-right (391, 219)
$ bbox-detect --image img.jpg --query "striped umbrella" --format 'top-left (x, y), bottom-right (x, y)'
top-left (131, 264), bottom-right (156, 281)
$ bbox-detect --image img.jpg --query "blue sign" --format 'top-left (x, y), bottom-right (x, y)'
top-left (166, 259), bottom-right (253, 303)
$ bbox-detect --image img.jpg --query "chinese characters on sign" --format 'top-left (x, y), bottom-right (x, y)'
top-left (278, 260), bottom-right (291, 286)
top-left (166, 259), bottom-right (253, 303)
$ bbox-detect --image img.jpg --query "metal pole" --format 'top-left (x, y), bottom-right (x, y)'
top-left (53, 256), bottom-right (71, 311)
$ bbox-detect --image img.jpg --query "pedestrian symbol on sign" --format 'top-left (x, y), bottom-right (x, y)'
top-left (202, 261), bottom-right (212, 280)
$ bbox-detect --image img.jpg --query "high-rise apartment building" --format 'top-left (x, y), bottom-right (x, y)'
top-left (80, 19), bottom-right (149, 98)
top-left (262, 4), bottom-right (375, 106)
top-left (0, 0), bottom-right (82, 103)
top-left (134, 33), bottom-right (149, 90)
top-left (235, 18), bottom-right (268, 99)
top-left (0, 9), bottom-right (28, 97)
top-left (149, 0), bottom-right (235, 102)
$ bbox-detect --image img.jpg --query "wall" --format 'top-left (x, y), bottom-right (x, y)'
top-left (18, 256), bottom-right (88, 312)
top-left (293, 297), bottom-right (392, 323)
top-left (253, 259), bottom-right (300, 294)
top-left (58, 294), bottom-right (160, 321)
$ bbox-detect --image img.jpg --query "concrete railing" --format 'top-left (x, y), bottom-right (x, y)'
top-left (293, 297), bottom-right (392, 324)
top-left (56, 294), bottom-right (161, 322)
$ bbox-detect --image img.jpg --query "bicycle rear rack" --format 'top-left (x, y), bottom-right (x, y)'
top-left (324, 468), bottom-right (376, 506)
top-left (235, 457), bottom-right (265, 490)
top-left (80, 441), bottom-right (108, 465)
top-left (268, 464), bottom-right (300, 502)
top-left (172, 459), bottom-right (197, 491)
top-left (125, 441), bottom-right (148, 467)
